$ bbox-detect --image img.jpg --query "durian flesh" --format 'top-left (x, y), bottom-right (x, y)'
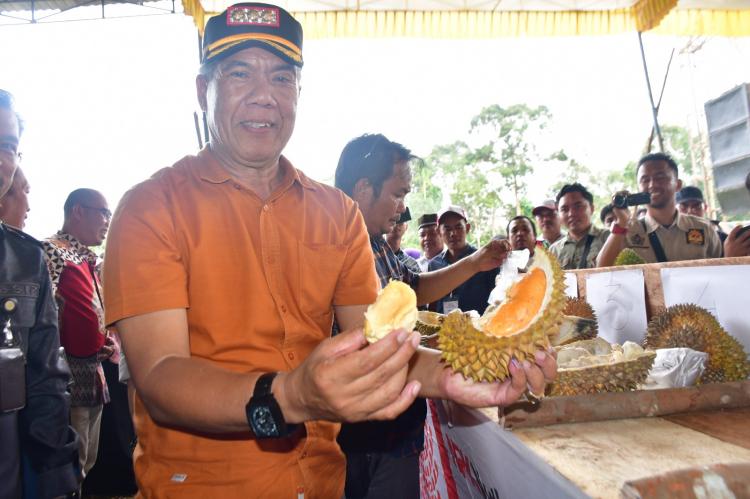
top-left (364, 280), bottom-right (418, 343)
top-left (438, 247), bottom-right (565, 382)
top-left (550, 338), bottom-right (656, 396)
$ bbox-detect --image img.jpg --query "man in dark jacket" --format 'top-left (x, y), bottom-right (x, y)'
top-left (0, 89), bottom-right (79, 498)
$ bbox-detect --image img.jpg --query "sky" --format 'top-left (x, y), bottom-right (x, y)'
top-left (1, 2), bottom-right (749, 239)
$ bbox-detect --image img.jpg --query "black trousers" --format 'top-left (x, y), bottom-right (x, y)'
top-left (344, 451), bottom-right (420, 499)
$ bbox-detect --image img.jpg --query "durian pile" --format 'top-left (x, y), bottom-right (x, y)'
top-left (438, 247), bottom-right (566, 382)
top-left (644, 304), bottom-right (750, 384)
top-left (550, 337), bottom-right (656, 396)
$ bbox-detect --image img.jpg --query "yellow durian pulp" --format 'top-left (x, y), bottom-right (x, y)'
top-left (364, 280), bottom-right (418, 343)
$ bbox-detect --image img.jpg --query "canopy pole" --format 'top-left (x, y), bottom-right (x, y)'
top-left (638, 31), bottom-right (664, 153)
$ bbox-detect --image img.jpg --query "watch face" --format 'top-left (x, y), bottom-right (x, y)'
top-left (251, 405), bottom-right (279, 437)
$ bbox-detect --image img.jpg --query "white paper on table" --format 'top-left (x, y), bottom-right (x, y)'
top-left (585, 269), bottom-right (648, 345)
top-left (661, 265), bottom-right (750, 354)
top-left (564, 272), bottom-right (578, 298)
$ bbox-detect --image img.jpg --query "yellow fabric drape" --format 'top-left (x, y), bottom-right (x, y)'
top-left (181, 0), bottom-right (750, 38)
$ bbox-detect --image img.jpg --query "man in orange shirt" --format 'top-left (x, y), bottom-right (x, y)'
top-left (103, 4), bottom-right (556, 497)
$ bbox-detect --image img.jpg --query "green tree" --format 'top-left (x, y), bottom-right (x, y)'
top-left (470, 104), bottom-right (552, 217)
top-left (402, 156), bottom-right (444, 250)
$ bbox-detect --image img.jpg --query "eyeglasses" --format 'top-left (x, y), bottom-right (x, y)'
top-left (82, 205), bottom-right (112, 219)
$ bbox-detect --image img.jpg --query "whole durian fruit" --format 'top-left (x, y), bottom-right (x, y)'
top-left (644, 304), bottom-right (750, 383)
top-left (438, 246), bottom-right (565, 382)
top-left (614, 248), bottom-right (647, 266)
top-left (364, 280), bottom-right (417, 343)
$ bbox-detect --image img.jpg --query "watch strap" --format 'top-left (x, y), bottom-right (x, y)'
top-left (253, 372), bottom-right (277, 398)
top-left (611, 223), bottom-right (628, 235)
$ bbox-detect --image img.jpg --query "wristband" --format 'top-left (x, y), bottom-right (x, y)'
top-left (611, 223), bottom-right (628, 235)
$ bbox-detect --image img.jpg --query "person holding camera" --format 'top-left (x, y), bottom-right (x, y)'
top-left (597, 152), bottom-right (722, 267)
top-left (549, 183), bottom-right (610, 269)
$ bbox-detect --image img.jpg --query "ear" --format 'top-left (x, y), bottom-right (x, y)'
top-left (676, 178), bottom-right (683, 191)
top-left (352, 178), bottom-right (372, 204)
top-left (196, 74), bottom-right (209, 112)
top-left (465, 222), bottom-right (471, 234)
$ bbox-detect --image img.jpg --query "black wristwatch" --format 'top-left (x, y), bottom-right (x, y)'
top-left (245, 372), bottom-right (298, 439)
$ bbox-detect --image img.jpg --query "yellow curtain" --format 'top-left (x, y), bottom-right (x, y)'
top-left (182, 0), bottom-right (750, 38)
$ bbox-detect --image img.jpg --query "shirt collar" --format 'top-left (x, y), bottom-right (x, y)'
top-left (643, 210), bottom-right (682, 232)
top-left (55, 231), bottom-right (98, 263)
top-left (197, 146), bottom-right (317, 192)
top-left (565, 224), bottom-right (600, 243)
top-left (439, 244), bottom-right (475, 261)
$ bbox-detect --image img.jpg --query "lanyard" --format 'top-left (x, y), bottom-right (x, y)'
top-left (577, 234), bottom-right (594, 269)
top-left (640, 219), bottom-right (668, 262)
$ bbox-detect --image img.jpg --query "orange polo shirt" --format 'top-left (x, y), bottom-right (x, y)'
top-left (103, 148), bottom-right (378, 498)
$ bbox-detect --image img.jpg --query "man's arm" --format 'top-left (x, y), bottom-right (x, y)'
top-left (724, 225), bottom-right (750, 258)
top-left (118, 307), bottom-right (422, 432)
top-left (416, 239), bottom-right (510, 305)
top-left (597, 200), bottom-right (632, 267)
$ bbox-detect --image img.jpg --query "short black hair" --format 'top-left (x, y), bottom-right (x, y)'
top-left (556, 182), bottom-right (593, 206)
top-left (64, 188), bottom-right (101, 217)
top-left (334, 133), bottom-right (417, 198)
top-left (600, 203), bottom-right (614, 224)
top-left (637, 152), bottom-right (678, 176)
top-left (506, 215), bottom-right (537, 238)
top-left (0, 89), bottom-right (24, 137)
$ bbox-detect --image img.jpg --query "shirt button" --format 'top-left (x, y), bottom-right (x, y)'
top-left (263, 205), bottom-right (269, 211)
top-left (233, 183), bottom-right (241, 189)
top-left (287, 352), bottom-right (295, 360)
top-left (281, 304), bottom-right (287, 313)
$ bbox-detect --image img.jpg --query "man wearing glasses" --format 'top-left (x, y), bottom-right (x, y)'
top-left (43, 188), bottom-right (115, 481)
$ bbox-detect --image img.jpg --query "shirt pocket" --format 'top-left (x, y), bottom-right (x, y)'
top-left (0, 284), bottom-right (39, 329)
top-left (298, 242), bottom-right (348, 318)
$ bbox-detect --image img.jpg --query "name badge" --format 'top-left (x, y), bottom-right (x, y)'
top-left (443, 300), bottom-right (459, 314)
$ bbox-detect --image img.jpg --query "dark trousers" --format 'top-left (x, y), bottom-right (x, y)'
top-left (344, 451), bottom-right (420, 499)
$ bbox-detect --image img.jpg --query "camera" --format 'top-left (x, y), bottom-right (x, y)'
top-left (612, 191), bottom-right (651, 209)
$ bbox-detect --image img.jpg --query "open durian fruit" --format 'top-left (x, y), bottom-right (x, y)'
top-left (550, 337), bottom-right (656, 396)
top-left (554, 297), bottom-right (599, 346)
top-left (364, 280), bottom-right (417, 343)
top-left (438, 247), bottom-right (566, 382)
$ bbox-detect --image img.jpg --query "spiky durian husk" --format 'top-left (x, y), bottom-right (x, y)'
top-left (563, 297), bottom-right (596, 320)
top-left (614, 248), bottom-right (647, 266)
top-left (438, 247), bottom-right (566, 382)
top-left (644, 304), bottom-right (750, 384)
top-left (415, 311), bottom-right (443, 336)
top-left (549, 351), bottom-right (656, 396)
top-left (553, 315), bottom-right (598, 346)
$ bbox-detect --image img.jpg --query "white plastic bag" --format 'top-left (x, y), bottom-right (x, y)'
top-left (487, 249), bottom-right (530, 305)
top-left (642, 347), bottom-right (708, 390)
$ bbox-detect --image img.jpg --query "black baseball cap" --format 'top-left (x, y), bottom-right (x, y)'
top-left (676, 186), bottom-right (704, 204)
top-left (202, 3), bottom-right (303, 67)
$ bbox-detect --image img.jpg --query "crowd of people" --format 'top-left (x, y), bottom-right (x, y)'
top-left (1, 2), bottom-right (749, 498)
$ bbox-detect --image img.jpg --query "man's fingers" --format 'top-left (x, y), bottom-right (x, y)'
top-left (535, 349), bottom-right (558, 382)
top-left (523, 360), bottom-right (546, 396)
top-left (365, 380), bottom-right (421, 421)
top-left (339, 328), bottom-right (417, 378)
top-left (346, 330), bottom-right (420, 393)
top-left (506, 359), bottom-right (528, 401)
top-left (326, 327), bottom-right (369, 359)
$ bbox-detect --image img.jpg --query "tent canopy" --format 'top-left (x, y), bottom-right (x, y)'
top-left (182, 0), bottom-right (750, 37)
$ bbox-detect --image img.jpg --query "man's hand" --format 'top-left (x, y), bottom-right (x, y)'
top-left (724, 225), bottom-right (750, 258)
top-left (96, 333), bottom-right (116, 361)
top-left (611, 190), bottom-right (633, 228)
top-left (277, 327), bottom-right (422, 423)
top-left (469, 238), bottom-right (512, 272)
top-left (437, 349), bottom-right (557, 407)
